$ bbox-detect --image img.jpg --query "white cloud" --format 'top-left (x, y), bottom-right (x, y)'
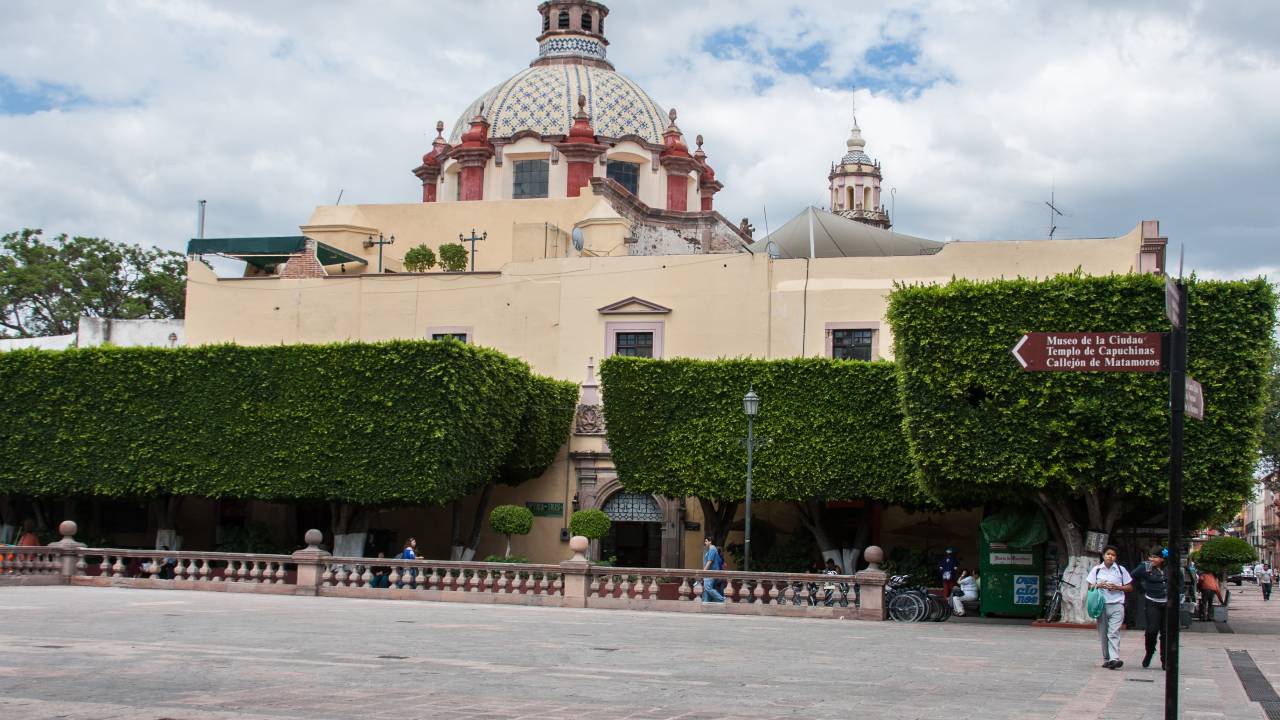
top-left (0, 0), bottom-right (1276, 279)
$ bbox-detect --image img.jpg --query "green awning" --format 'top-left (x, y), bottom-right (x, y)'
top-left (187, 236), bottom-right (367, 270)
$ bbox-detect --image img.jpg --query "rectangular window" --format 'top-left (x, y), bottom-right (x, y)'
top-left (607, 160), bottom-right (640, 196)
top-left (431, 333), bottom-right (468, 342)
top-left (513, 159), bottom-right (549, 199)
top-left (831, 329), bottom-right (874, 361)
top-left (614, 332), bottom-right (653, 358)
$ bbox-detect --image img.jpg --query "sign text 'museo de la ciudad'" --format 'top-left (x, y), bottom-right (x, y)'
top-left (1011, 332), bottom-right (1164, 372)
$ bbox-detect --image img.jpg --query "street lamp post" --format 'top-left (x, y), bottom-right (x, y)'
top-left (743, 388), bottom-right (760, 572)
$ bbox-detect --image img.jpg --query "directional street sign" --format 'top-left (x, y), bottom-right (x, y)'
top-left (1010, 332), bottom-right (1165, 372)
top-left (1185, 376), bottom-right (1205, 421)
top-left (1166, 276), bottom-right (1183, 329)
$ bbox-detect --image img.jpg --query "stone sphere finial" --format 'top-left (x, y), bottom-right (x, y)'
top-left (435, 120), bottom-right (444, 136)
top-left (696, 134), bottom-right (704, 149)
top-left (569, 535), bottom-right (589, 562)
top-left (304, 529), bottom-right (323, 549)
top-left (668, 107), bottom-right (678, 123)
top-left (863, 545), bottom-right (885, 571)
top-left (59, 520), bottom-right (78, 539)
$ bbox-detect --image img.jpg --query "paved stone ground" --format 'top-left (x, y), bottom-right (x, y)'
top-left (0, 584), bottom-right (1277, 719)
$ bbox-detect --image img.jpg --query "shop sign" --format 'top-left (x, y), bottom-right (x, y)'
top-left (989, 552), bottom-right (1033, 565)
top-left (1014, 575), bottom-right (1040, 605)
top-left (524, 502), bottom-right (564, 518)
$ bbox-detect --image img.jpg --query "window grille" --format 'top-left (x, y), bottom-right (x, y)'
top-left (581, 12), bottom-right (592, 31)
top-left (614, 332), bottom-right (653, 358)
top-left (606, 160), bottom-right (640, 196)
top-left (602, 492), bottom-right (663, 522)
top-left (558, 10), bottom-right (570, 29)
top-left (513, 159), bottom-right (549, 199)
top-left (832, 329), bottom-right (874, 361)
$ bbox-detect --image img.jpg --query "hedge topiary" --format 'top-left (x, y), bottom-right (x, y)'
top-left (569, 509), bottom-right (611, 540)
top-left (489, 504), bottom-right (534, 558)
top-left (1195, 536), bottom-right (1257, 577)
top-left (0, 340), bottom-right (535, 505)
top-left (599, 356), bottom-right (922, 546)
top-left (887, 273), bottom-right (1275, 621)
top-left (438, 243), bottom-right (468, 272)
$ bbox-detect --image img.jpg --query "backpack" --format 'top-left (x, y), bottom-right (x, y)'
top-left (715, 549), bottom-right (725, 571)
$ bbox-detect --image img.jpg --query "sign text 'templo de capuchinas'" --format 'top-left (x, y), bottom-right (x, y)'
top-left (1010, 332), bottom-right (1165, 373)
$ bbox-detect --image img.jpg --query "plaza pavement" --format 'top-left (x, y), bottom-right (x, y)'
top-left (0, 582), bottom-right (1277, 719)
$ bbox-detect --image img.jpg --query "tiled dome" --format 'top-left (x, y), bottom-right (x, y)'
top-left (449, 65), bottom-right (668, 145)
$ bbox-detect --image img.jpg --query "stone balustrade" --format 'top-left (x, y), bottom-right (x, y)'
top-left (0, 521), bottom-right (887, 620)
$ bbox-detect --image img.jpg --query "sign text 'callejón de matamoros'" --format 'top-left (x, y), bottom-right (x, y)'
top-left (1010, 332), bottom-right (1165, 372)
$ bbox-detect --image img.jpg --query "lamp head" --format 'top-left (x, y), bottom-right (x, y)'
top-left (743, 388), bottom-right (760, 417)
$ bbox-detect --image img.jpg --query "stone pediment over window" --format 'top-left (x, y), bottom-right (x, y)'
top-left (597, 296), bottom-right (671, 315)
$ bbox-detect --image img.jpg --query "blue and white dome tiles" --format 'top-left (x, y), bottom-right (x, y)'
top-left (449, 64), bottom-right (668, 145)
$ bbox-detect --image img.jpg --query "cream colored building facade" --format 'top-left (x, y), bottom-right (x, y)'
top-left (185, 193), bottom-right (1167, 567)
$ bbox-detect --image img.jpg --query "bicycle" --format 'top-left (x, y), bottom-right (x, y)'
top-left (1042, 575), bottom-right (1076, 623)
top-left (886, 574), bottom-right (949, 623)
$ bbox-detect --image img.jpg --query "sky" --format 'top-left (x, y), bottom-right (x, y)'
top-left (0, 0), bottom-right (1277, 279)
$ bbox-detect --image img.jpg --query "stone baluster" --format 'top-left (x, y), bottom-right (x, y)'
top-left (249, 561), bottom-right (263, 584)
top-left (604, 574), bottom-right (616, 598)
top-left (497, 570), bottom-right (511, 594)
top-left (853, 546), bottom-right (887, 620)
top-left (783, 581), bottom-right (797, 605)
top-left (678, 576), bottom-right (692, 600)
top-left (618, 575), bottom-right (631, 598)
top-left (692, 579), bottom-right (704, 601)
top-left (537, 573), bottom-right (549, 595)
top-left (754, 580), bottom-right (766, 604)
top-left (198, 559), bottom-right (211, 582)
top-left (767, 580), bottom-right (779, 605)
top-left (427, 566), bottom-right (441, 591)
top-left (360, 565), bottom-right (373, 587)
top-left (723, 578), bottom-right (737, 603)
top-left (465, 570), bottom-right (478, 593)
top-left (110, 555), bottom-right (125, 578)
top-left (292, 529), bottom-right (331, 597)
top-left (274, 562), bottom-right (286, 584)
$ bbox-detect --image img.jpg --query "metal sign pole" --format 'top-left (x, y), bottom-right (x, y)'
top-left (1165, 279), bottom-right (1187, 720)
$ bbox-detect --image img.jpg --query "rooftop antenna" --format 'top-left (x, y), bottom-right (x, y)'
top-left (1045, 181), bottom-right (1064, 239)
top-left (196, 199), bottom-right (206, 239)
top-left (762, 206), bottom-right (771, 239)
top-left (335, 189), bottom-right (344, 205)
top-left (1179, 244), bottom-right (1185, 280)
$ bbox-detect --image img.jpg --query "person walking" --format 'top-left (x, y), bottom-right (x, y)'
top-left (1130, 548), bottom-right (1168, 669)
top-left (1088, 545), bottom-right (1133, 670)
top-left (701, 537), bottom-right (725, 603)
top-left (396, 538), bottom-right (418, 588)
top-left (1259, 563), bottom-right (1274, 601)
top-left (939, 547), bottom-right (960, 599)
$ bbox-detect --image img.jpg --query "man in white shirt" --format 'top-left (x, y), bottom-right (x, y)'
top-left (1088, 546), bottom-right (1133, 670)
top-left (1259, 563), bottom-right (1274, 601)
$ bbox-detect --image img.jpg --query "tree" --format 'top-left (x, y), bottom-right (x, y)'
top-left (450, 375), bottom-right (578, 560)
top-left (599, 356), bottom-right (923, 571)
top-left (438, 243), bottom-right (468, 272)
top-left (489, 505), bottom-right (534, 558)
top-left (1195, 536), bottom-right (1256, 577)
top-left (887, 274), bottom-right (1276, 623)
top-left (402, 245), bottom-right (437, 272)
top-left (1261, 340), bottom-right (1280, 489)
top-left (569, 509), bottom-right (611, 540)
top-left (0, 228), bottom-right (186, 338)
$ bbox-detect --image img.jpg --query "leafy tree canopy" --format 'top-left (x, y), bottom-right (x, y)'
top-left (599, 356), bottom-right (922, 505)
top-left (0, 228), bottom-right (186, 338)
top-left (887, 273), bottom-right (1275, 522)
top-left (403, 245), bottom-right (437, 272)
top-left (569, 509), bottom-right (611, 539)
top-left (489, 505), bottom-right (534, 537)
top-left (0, 340), bottom-right (542, 505)
top-left (438, 243), bottom-right (469, 272)
top-left (1194, 535), bottom-right (1257, 576)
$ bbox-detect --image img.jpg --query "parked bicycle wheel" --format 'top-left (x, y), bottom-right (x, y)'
top-left (1043, 592), bottom-right (1062, 623)
top-left (889, 592), bottom-right (925, 622)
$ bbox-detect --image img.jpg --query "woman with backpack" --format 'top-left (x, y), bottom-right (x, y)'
top-left (1088, 545), bottom-right (1133, 670)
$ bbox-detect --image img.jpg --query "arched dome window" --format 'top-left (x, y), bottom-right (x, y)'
top-left (558, 10), bottom-right (570, 29)
top-left (581, 12), bottom-right (592, 31)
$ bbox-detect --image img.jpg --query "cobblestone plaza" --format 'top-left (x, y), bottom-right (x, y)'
top-left (2, 584), bottom-right (1277, 719)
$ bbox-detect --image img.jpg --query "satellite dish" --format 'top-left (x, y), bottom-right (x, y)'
top-left (571, 227), bottom-right (585, 252)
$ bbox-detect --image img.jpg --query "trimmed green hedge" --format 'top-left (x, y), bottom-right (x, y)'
top-left (886, 274), bottom-right (1275, 515)
top-left (0, 340), bottom-right (552, 505)
top-left (489, 504), bottom-right (534, 537)
top-left (599, 357), bottom-right (922, 504)
top-left (569, 509), bottom-right (611, 539)
top-left (498, 375), bottom-right (579, 486)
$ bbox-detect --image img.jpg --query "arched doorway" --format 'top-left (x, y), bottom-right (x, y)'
top-left (600, 491), bottom-right (663, 568)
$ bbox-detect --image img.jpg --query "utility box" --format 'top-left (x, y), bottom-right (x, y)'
top-left (979, 540), bottom-right (1045, 617)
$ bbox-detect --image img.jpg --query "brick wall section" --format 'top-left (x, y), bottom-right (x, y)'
top-left (279, 239), bottom-right (327, 278)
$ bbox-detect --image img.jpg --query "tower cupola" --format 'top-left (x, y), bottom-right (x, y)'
top-left (533, 1), bottom-right (613, 70)
top-left (828, 93), bottom-right (891, 229)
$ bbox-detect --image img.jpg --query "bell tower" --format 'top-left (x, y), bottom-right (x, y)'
top-left (828, 94), bottom-right (891, 229)
top-left (533, 1), bottom-right (613, 70)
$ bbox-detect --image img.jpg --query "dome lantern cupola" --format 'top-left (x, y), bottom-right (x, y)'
top-left (828, 92), bottom-right (891, 229)
top-left (534, 1), bottom-right (613, 70)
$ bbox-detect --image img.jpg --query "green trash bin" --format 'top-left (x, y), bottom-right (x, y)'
top-left (979, 540), bottom-right (1045, 617)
